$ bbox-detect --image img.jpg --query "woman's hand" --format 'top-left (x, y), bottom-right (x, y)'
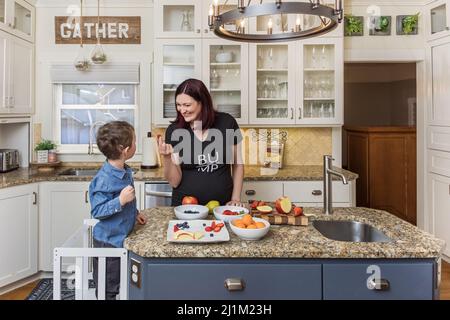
top-left (226, 199), bottom-right (245, 207)
top-left (136, 211), bottom-right (147, 225)
top-left (158, 136), bottom-right (173, 157)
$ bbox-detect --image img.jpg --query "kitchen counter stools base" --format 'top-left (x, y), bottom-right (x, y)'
top-left (127, 252), bottom-right (440, 300)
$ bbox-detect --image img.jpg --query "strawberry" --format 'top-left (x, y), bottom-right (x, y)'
top-left (205, 226), bottom-right (212, 232)
top-left (216, 223), bottom-right (224, 228)
top-left (293, 206), bottom-right (303, 217)
top-left (214, 226), bottom-right (222, 232)
top-left (173, 225), bottom-right (180, 232)
top-left (211, 221), bottom-right (216, 229)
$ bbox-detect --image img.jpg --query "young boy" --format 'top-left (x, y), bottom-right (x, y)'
top-left (89, 121), bottom-right (147, 300)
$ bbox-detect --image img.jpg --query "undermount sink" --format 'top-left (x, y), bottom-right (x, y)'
top-left (312, 220), bottom-right (392, 243)
top-left (57, 169), bottom-right (100, 176)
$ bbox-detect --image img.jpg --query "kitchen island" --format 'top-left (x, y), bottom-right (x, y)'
top-left (124, 207), bottom-right (445, 300)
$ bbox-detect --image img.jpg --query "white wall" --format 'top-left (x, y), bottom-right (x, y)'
top-left (345, 0), bottom-right (426, 61)
top-left (34, 0), bottom-right (154, 162)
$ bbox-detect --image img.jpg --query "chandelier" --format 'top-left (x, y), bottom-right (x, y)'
top-left (208, 0), bottom-right (343, 42)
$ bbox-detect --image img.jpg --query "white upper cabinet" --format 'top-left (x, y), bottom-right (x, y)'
top-left (426, 0), bottom-right (450, 41)
top-left (154, 39), bottom-right (202, 125)
top-left (297, 38), bottom-right (343, 126)
top-left (249, 42), bottom-right (297, 125)
top-left (429, 37), bottom-right (450, 126)
top-left (202, 39), bottom-right (249, 124)
top-left (248, 38), bottom-right (343, 126)
top-left (0, 30), bottom-right (34, 115)
top-left (0, 0), bottom-right (34, 43)
top-left (155, 0), bottom-right (203, 38)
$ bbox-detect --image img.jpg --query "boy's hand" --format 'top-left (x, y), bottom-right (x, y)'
top-left (136, 212), bottom-right (147, 225)
top-left (119, 185), bottom-right (135, 207)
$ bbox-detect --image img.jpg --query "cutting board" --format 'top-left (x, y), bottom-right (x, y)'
top-left (249, 203), bottom-right (308, 226)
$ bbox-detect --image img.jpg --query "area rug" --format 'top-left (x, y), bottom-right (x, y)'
top-left (26, 279), bottom-right (95, 300)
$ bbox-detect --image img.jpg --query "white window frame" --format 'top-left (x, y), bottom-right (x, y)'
top-left (54, 84), bottom-right (140, 154)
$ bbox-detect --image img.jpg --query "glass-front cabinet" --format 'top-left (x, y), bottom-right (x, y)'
top-left (427, 0), bottom-right (450, 41)
top-left (202, 39), bottom-right (249, 124)
top-left (0, 0), bottom-right (34, 43)
top-left (154, 39), bottom-right (202, 125)
top-left (155, 0), bottom-right (203, 38)
top-left (249, 43), bottom-right (296, 125)
top-left (248, 39), bottom-right (342, 125)
top-left (298, 38), bottom-right (343, 125)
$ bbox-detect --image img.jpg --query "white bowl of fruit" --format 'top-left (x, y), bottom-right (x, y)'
top-left (174, 204), bottom-right (209, 220)
top-left (213, 205), bottom-right (249, 223)
top-left (229, 214), bottom-right (270, 240)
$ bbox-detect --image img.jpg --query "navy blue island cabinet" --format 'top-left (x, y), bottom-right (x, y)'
top-left (128, 253), bottom-right (440, 300)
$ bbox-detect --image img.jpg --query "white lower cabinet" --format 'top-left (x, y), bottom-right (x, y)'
top-left (0, 184), bottom-right (38, 287)
top-left (39, 182), bottom-right (91, 271)
top-left (428, 173), bottom-right (450, 257)
top-left (241, 181), bottom-right (284, 203)
top-left (242, 180), bottom-right (355, 207)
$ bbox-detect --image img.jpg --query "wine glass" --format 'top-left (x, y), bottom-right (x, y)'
top-left (321, 45), bottom-right (327, 69)
top-left (267, 47), bottom-right (274, 69)
top-left (311, 46), bottom-right (317, 69)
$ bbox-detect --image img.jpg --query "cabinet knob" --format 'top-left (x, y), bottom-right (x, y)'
top-left (312, 190), bottom-right (322, 196)
top-left (204, 29), bottom-right (209, 33)
top-left (196, 29), bottom-right (201, 33)
top-left (446, 26), bottom-right (450, 31)
top-left (245, 190), bottom-right (256, 196)
top-left (224, 278), bottom-right (245, 291)
top-left (368, 278), bottom-right (390, 291)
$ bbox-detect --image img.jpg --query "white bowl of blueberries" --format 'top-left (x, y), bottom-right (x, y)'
top-left (174, 204), bottom-right (209, 220)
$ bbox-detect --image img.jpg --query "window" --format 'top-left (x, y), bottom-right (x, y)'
top-left (55, 83), bottom-right (138, 153)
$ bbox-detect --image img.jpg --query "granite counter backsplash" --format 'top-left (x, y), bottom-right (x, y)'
top-left (0, 165), bottom-right (358, 189)
top-left (124, 207), bottom-right (445, 259)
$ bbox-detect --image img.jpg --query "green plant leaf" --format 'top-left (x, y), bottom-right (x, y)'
top-left (35, 139), bottom-right (57, 151)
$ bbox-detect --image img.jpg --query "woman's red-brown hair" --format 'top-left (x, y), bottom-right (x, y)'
top-left (172, 78), bottom-right (216, 129)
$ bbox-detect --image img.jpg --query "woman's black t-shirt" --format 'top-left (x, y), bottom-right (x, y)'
top-left (165, 112), bottom-right (242, 206)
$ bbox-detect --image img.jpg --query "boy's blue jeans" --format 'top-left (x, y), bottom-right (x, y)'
top-left (93, 238), bottom-right (120, 300)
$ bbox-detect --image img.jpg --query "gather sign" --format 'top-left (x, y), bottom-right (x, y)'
top-left (55, 16), bottom-right (141, 44)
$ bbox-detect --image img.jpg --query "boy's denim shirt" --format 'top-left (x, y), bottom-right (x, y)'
top-left (89, 161), bottom-right (137, 247)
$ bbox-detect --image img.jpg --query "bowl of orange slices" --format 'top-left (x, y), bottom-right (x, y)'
top-left (229, 214), bottom-right (270, 240)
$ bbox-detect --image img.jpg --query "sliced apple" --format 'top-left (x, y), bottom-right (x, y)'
top-left (256, 205), bottom-right (273, 213)
top-left (275, 196), bottom-right (292, 214)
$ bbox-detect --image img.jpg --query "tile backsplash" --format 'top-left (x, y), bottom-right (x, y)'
top-left (152, 126), bottom-right (332, 166)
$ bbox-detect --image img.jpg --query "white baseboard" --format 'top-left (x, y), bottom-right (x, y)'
top-left (0, 272), bottom-right (46, 296)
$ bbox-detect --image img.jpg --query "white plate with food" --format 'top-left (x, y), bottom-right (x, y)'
top-left (166, 220), bottom-right (230, 243)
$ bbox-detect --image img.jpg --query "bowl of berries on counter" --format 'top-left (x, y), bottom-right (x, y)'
top-left (174, 204), bottom-right (209, 220)
top-left (213, 205), bottom-right (249, 223)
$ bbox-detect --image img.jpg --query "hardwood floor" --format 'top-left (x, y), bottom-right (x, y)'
top-left (0, 262), bottom-right (449, 300)
top-left (441, 260), bottom-right (450, 300)
top-left (0, 280), bottom-right (39, 300)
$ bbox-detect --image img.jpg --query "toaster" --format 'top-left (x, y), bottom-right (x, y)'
top-left (0, 149), bottom-right (20, 173)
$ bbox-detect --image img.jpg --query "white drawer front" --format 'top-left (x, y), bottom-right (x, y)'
top-left (241, 181), bottom-right (283, 202)
top-left (428, 150), bottom-right (450, 177)
top-left (283, 181), bottom-right (351, 203)
top-left (428, 126), bottom-right (450, 152)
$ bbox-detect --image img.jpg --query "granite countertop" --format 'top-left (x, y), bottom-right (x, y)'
top-left (124, 207), bottom-right (445, 259)
top-left (0, 165), bottom-right (358, 189)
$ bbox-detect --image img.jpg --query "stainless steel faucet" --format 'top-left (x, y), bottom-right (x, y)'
top-left (323, 155), bottom-right (348, 215)
top-left (88, 121), bottom-right (106, 155)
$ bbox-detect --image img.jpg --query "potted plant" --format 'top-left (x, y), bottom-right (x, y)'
top-left (401, 13), bottom-right (419, 34)
top-left (344, 15), bottom-right (364, 36)
top-left (35, 139), bottom-right (57, 163)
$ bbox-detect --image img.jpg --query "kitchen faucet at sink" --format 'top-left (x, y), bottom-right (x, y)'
top-left (88, 121), bottom-right (106, 155)
top-left (323, 155), bottom-right (348, 215)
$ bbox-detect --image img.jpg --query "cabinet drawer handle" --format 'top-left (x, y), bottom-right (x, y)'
top-left (298, 107), bottom-right (302, 119)
top-left (290, 108), bottom-right (294, 119)
top-left (312, 190), bottom-right (322, 196)
top-left (196, 29), bottom-right (201, 33)
top-left (33, 192), bottom-right (37, 205)
top-left (369, 278), bottom-right (390, 291)
top-left (204, 29), bottom-right (209, 33)
top-left (85, 191), bottom-right (89, 203)
top-left (224, 278), bottom-right (245, 291)
top-left (245, 190), bottom-right (256, 196)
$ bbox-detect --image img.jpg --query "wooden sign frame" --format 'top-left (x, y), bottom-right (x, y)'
top-left (55, 16), bottom-right (141, 44)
